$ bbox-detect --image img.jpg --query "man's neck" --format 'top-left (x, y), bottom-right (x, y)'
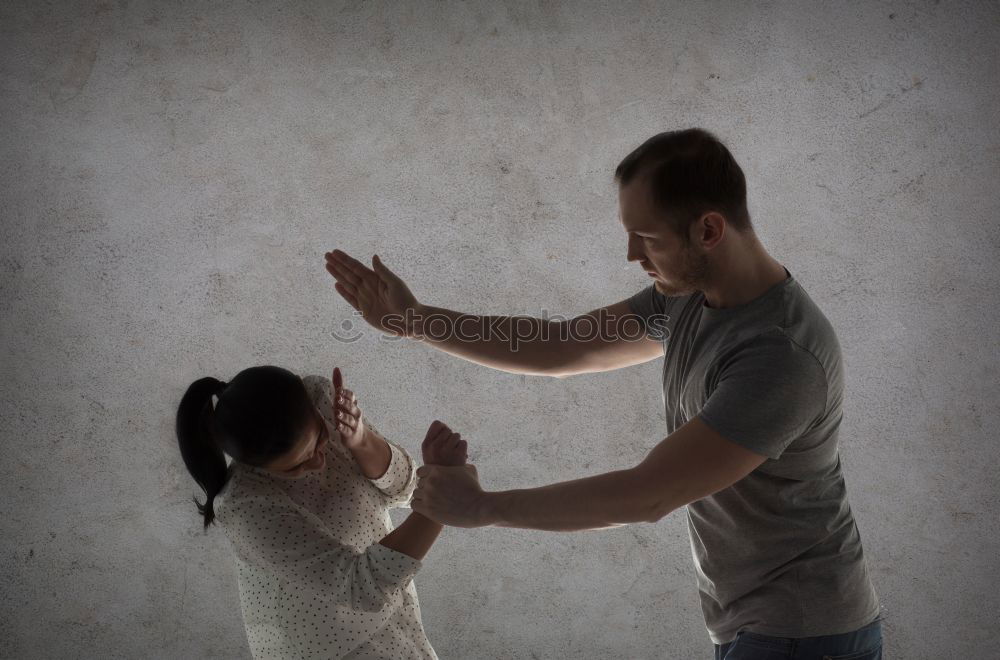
top-left (701, 242), bottom-right (788, 310)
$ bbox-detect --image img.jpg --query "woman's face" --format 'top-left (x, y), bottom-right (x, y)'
top-left (262, 408), bottom-right (330, 479)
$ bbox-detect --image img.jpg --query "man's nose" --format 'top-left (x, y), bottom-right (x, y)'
top-left (626, 236), bottom-right (643, 262)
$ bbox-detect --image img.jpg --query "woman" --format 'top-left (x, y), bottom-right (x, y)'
top-left (175, 364), bottom-right (466, 659)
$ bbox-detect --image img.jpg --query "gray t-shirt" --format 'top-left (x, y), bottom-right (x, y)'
top-left (627, 267), bottom-right (880, 644)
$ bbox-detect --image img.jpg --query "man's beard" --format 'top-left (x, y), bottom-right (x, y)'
top-left (653, 245), bottom-right (709, 297)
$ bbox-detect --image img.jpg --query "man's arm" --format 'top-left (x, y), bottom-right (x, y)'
top-left (324, 250), bottom-right (663, 378)
top-left (413, 416), bottom-right (767, 531)
top-left (411, 299), bottom-right (664, 378)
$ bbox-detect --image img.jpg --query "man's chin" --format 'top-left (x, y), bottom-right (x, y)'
top-left (653, 279), bottom-right (696, 297)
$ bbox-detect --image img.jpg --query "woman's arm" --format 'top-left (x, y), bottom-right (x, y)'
top-left (218, 489), bottom-right (422, 613)
top-left (329, 372), bottom-right (419, 505)
top-left (330, 374), bottom-right (398, 481)
top-left (378, 513), bottom-right (442, 560)
top-left (348, 423), bottom-right (393, 479)
top-left (330, 370), bottom-right (466, 560)
top-left (378, 420), bottom-right (466, 560)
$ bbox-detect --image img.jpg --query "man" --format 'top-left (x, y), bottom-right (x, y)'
top-left (325, 128), bottom-right (883, 659)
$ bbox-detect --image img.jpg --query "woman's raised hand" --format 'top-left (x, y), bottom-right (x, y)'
top-left (325, 250), bottom-right (423, 337)
top-left (421, 420), bottom-right (468, 467)
top-left (332, 366), bottom-right (366, 449)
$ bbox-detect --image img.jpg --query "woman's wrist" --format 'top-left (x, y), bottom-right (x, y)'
top-left (343, 421), bottom-right (379, 450)
top-left (349, 424), bottom-right (392, 479)
top-left (411, 511), bottom-right (444, 530)
top-left (379, 510), bottom-right (443, 561)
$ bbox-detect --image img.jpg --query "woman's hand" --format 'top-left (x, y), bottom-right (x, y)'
top-left (332, 366), bottom-right (366, 450)
top-left (421, 420), bottom-right (468, 466)
top-left (325, 250), bottom-right (424, 338)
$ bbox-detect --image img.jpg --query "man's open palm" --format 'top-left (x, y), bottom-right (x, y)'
top-left (324, 249), bottom-right (422, 337)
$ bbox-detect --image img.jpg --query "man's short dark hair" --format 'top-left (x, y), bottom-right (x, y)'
top-left (614, 128), bottom-right (752, 240)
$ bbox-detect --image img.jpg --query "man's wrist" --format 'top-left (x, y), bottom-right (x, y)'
top-left (477, 490), bottom-right (507, 527)
top-left (408, 302), bottom-right (430, 340)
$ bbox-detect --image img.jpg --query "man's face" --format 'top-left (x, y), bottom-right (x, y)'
top-left (618, 178), bottom-right (709, 297)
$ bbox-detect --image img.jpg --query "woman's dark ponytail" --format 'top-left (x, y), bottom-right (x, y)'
top-left (176, 377), bottom-right (230, 530)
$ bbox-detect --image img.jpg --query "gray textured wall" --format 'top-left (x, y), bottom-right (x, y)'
top-left (2, 1), bottom-right (998, 658)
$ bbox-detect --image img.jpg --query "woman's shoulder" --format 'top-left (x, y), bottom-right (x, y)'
top-left (215, 464), bottom-right (281, 519)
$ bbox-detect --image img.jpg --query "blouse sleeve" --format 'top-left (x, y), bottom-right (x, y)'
top-left (217, 488), bottom-right (422, 613)
top-left (365, 427), bottom-right (418, 508)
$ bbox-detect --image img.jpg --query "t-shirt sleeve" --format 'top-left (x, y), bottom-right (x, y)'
top-left (217, 489), bottom-right (421, 613)
top-left (625, 284), bottom-right (674, 342)
top-left (696, 333), bottom-right (828, 460)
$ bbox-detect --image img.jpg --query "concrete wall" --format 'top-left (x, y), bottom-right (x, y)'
top-left (2, 1), bottom-right (997, 658)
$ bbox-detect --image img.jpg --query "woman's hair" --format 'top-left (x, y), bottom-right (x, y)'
top-left (175, 365), bottom-right (316, 529)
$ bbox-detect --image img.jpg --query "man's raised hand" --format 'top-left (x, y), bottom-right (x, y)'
top-left (324, 250), bottom-right (423, 337)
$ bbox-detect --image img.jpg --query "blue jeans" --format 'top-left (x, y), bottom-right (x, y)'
top-left (714, 618), bottom-right (883, 659)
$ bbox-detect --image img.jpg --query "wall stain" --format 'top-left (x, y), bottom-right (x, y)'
top-left (51, 35), bottom-right (100, 106)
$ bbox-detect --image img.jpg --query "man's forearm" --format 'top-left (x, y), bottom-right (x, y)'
top-left (410, 304), bottom-right (565, 376)
top-left (482, 467), bottom-right (664, 532)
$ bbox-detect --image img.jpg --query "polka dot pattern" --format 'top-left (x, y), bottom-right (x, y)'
top-left (214, 375), bottom-right (438, 659)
